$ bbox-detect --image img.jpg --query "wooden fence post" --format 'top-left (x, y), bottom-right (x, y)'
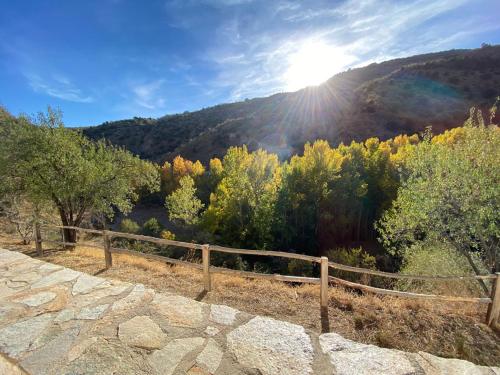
top-left (320, 256), bottom-right (329, 309)
top-left (486, 273), bottom-right (500, 327)
top-left (34, 221), bottom-right (43, 256)
top-left (202, 244), bottom-right (211, 292)
top-left (103, 230), bottom-right (113, 269)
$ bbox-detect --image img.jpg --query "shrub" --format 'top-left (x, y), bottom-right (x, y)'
top-left (327, 247), bottom-right (376, 282)
top-left (120, 218), bottom-right (140, 234)
top-left (160, 230), bottom-right (176, 240)
top-left (287, 259), bottom-right (313, 277)
top-left (254, 261), bottom-right (272, 274)
top-left (211, 251), bottom-right (247, 270)
top-left (396, 241), bottom-right (486, 296)
top-left (142, 218), bottom-right (163, 237)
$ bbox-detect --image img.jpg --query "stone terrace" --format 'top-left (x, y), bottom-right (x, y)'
top-left (0, 248), bottom-right (498, 374)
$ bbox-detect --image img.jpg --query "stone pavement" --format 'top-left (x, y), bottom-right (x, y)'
top-left (0, 248), bottom-right (498, 375)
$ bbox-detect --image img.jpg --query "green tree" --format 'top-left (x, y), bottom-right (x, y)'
top-left (0, 108), bottom-right (160, 243)
top-left (274, 140), bottom-right (343, 255)
top-left (377, 121), bottom-right (500, 279)
top-left (165, 175), bottom-right (204, 225)
top-left (202, 147), bottom-right (281, 249)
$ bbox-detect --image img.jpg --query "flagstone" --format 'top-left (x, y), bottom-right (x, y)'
top-left (196, 338), bottom-right (223, 374)
top-left (76, 304), bottom-right (109, 320)
top-left (152, 294), bottom-right (206, 328)
top-left (118, 315), bottom-right (167, 350)
top-left (0, 313), bottom-right (54, 358)
top-left (149, 337), bottom-right (205, 375)
top-left (72, 273), bottom-right (105, 295)
top-left (14, 291), bottom-right (57, 307)
top-left (31, 268), bottom-right (80, 289)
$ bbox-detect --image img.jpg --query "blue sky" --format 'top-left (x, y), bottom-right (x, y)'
top-left (1, 0), bottom-right (499, 126)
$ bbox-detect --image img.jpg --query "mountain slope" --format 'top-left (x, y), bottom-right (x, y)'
top-left (83, 45), bottom-right (500, 163)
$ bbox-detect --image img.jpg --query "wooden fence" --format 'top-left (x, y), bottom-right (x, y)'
top-left (34, 224), bottom-right (500, 328)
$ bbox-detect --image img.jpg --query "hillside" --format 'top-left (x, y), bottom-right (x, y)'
top-left (82, 45), bottom-right (500, 163)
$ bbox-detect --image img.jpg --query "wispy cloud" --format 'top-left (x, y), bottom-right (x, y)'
top-left (2, 0), bottom-right (498, 124)
top-left (25, 73), bottom-right (94, 103)
top-left (190, 0), bottom-right (495, 100)
top-left (130, 79), bottom-right (166, 110)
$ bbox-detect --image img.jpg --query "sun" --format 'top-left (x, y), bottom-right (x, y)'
top-left (284, 40), bottom-right (355, 91)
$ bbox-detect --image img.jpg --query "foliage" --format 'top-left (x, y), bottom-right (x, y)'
top-left (160, 229), bottom-right (176, 240)
top-left (377, 118), bottom-right (500, 273)
top-left (202, 146), bottom-right (281, 249)
top-left (327, 247), bottom-right (376, 282)
top-left (165, 176), bottom-right (204, 225)
top-left (142, 217), bottom-right (163, 237)
top-left (273, 138), bottom-right (409, 255)
top-left (287, 259), bottom-right (313, 277)
top-left (0, 194), bottom-right (35, 244)
top-left (396, 241), bottom-right (486, 296)
top-left (0, 108), bottom-right (160, 242)
top-left (210, 251), bottom-right (247, 270)
top-left (161, 155), bottom-right (205, 195)
top-left (273, 140), bottom-right (343, 254)
top-left (3, 98), bottom-right (499, 282)
top-left (120, 218), bottom-right (141, 234)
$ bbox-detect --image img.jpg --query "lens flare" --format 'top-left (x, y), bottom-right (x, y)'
top-left (285, 40), bottom-right (356, 91)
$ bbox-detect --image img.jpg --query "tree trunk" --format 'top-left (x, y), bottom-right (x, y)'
top-left (356, 206), bottom-right (363, 242)
top-left (62, 227), bottom-right (77, 243)
top-left (458, 244), bottom-right (490, 296)
top-left (59, 209), bottom-right (79, 249)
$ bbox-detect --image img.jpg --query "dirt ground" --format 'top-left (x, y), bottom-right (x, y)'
top-left (0, 234), bottom-right (498, 366)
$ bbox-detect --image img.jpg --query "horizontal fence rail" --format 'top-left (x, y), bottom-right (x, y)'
top-left (42, 239), bottom-right (104, 250)
top-left (108, 247), bottom-right (321, 284)
top-left (209, 244), bottom-right (322, 263)
top-left (328, 261), bottom-right (497, 281)
top-left (35, 223), bottom-right (500, 328)
top-left (329, 276), bottom-right (492, 304)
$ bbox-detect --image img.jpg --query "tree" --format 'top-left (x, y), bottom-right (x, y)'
top-left (0, 108), bottom-right (160, 243)
top-left (160, 156), bottom-right (205, 196)
top-left (165, 175), bottom-right (204, 225)
top-left (325, 141), bottom-right (367, 245)
top-left (0, 194), bottom-right (35, 244)
top-left (202, 147), bottom-right (281, 249)
top-left (377, 121), bottom-right (500, 278)
top-left (195, 158), bottom-right (223, 205)
top-left (274, 140), bottom-right (342, 254)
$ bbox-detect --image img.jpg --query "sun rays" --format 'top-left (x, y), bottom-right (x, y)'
top-left (284, 40), bottom-right (356, 91)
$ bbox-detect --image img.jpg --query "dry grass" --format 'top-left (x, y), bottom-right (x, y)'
top-left (0, 234), bottom-right (498, 366)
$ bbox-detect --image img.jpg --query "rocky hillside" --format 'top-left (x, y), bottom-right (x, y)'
top-left (82, 45), bottom-right (500, 163)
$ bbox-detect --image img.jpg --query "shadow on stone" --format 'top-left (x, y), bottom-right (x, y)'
top-left (93, 268), bottom-right (107, 276)
top-left (320, 306), bottom-right (330, 333)
top-left (195, 290), bottom-right (208, 301)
